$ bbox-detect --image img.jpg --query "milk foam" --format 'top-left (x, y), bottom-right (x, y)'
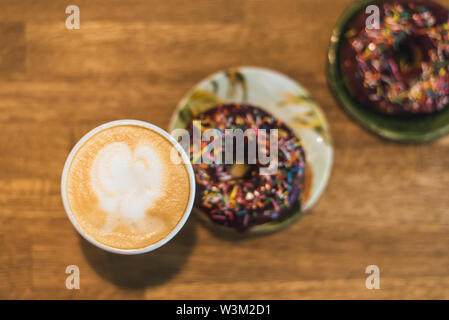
top-left (66, 124), bottom-right (191, 250)
top-left (91, 142), bottom-right (164, 230)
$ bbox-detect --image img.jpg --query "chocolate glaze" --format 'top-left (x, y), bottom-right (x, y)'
top-left (340, 0), bottom-right (449, 114)
top-left (186, 104), bottom-right (306, 232)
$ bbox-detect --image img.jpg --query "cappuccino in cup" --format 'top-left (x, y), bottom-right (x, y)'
top-left (61, 120), bottom-right (195, 254)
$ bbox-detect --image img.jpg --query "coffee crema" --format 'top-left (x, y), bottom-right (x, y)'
top-left (65, 125), bottom-right (191, 250)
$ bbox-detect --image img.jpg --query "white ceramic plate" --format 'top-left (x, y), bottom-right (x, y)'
top-left (168, 66), bottom-right (333, 230)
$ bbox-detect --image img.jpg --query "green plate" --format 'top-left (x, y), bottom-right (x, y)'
top-left (327, 0), bottom-right (449, 142)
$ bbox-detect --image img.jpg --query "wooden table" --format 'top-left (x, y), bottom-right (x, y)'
top-left (1, 0), bottom-right (449, 299)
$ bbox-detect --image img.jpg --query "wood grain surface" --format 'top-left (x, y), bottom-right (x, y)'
top-left (1, 0), bottom-right (449, 299)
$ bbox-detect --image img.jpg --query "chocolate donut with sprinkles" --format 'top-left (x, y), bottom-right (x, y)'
top-left (341, 0), bottom-right (449, 114)
top-left (186, 104), bottom-right (305, 232)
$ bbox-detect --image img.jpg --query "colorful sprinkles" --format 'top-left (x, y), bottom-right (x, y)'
top-left (344, 1), bottom-right (449, 114)
top-left (186, 104), bottom-right (306, 232)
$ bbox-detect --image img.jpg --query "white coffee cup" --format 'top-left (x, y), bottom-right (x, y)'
top-left (61, 120), bottom-right (196, 255)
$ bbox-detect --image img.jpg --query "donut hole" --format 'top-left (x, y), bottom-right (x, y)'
top-left (393, 36), bottom-right (431, 82)
top-left (223, 134), bottom-right (275, 179)
top-left (395, 42), bottom-right (420, 70)
top-left (228, 163), bottom-right (257, 179)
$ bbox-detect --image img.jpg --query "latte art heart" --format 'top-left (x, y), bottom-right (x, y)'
top-left (65, 124), bottom-right (191, 250)
top-left (91, 142), bottom-right (163, 224)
